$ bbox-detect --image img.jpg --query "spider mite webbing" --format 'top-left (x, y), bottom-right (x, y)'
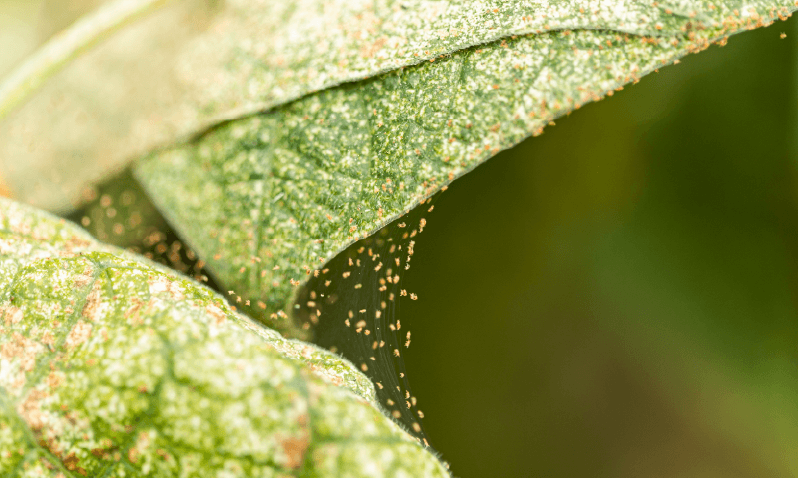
top-left (294, 194), bottom-right (438, 447)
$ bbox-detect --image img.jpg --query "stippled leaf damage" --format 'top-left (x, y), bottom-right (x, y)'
top-left (1, 0), bottom-right (794, 212)
top-left (130, 1), bottom-right (797, 335)
top-left (0, 197), bottom-right (448, 477)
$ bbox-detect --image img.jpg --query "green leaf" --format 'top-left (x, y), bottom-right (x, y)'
top-left (133, 2), bottom-right (797, 334)
top-left (0, 0), bottom-right (171, 120)
top-left (1, 0), bottom-right (790, 212)
top-left (0, 197), bottom-right (448, 477)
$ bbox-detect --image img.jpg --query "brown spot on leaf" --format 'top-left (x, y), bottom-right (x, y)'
top-left (63, 453), bottom-right (79, 470)
top-left (124, 298), bottom-right (144, 326)
top-left (360, 36), bottom-right (388, 58)
top-left (47, 371), bottom-right (64, 390)
top-left (81, 283), bottom-right (103, 321)
top-left (61, 451), bottom-right (87, 475)
top-left (205, 303), bottom-right (227, 325)
top-left (65, 321), bottom-right (92, 349)
top-left (40, 331), bottom-right (55, 347)
top-left (3, 306), bottom-right (22, 326)
top-left (148, 275), bottom-right (185, 300)
top-left (2, 332), bottom-right (40, 372)
top-left (18, 389), bottom-right (48, 430)
top-left (280, 434), bottom-right (309, 469)
top-left (61, 238), bottom-right (94, 255)
top-left (128, 446), bottom-right (139, 464)
top-left (72, 273), bottom-right (93, 290)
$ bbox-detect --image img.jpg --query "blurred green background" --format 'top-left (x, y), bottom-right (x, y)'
top-left (400, 16), bottom-right (798, 478)
top-left (2, 2), bottom-right (798, 477)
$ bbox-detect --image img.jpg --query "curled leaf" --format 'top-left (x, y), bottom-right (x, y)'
top-left (3, 0), bottom-right (790, 211)
top-left (0, 197), bottom-right (448, 477)
top-left (135, 2), bottom-right (797, 334)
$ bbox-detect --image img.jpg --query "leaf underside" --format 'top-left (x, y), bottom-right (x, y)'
top-left (134, 2), bottom-right (797, 335)
top-left (0, 197), bottom-right (448, 477)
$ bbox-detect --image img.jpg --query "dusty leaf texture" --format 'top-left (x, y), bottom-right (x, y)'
top-left (132, 1), bottom-right (797, 334)
top-left (0, 197), bottom-right (448, 477)
top-left (0, 0), bottom-right (792, 211)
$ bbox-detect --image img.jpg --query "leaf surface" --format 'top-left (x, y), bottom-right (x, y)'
top-left (0, 197), bottom-right (447, 477)
top-left (134, 1), bottom-right (797, 334)
top-left (0, 0), bottom-right (787, 211)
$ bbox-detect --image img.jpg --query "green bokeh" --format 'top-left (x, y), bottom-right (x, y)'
top-left (401, 17), bottom-right (798, 478)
